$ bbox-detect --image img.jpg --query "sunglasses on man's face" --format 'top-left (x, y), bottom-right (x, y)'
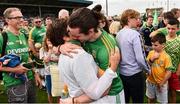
top-left (35, 21), bottom-right (41, 24)
top-left (108, 20), bottom-right (113, 22)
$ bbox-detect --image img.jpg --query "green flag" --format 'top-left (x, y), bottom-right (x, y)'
top-left (153, 9), bottom-right (158, 26)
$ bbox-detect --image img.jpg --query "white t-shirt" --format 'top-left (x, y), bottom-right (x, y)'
top-left (58, 48), bottom-right (117, 100)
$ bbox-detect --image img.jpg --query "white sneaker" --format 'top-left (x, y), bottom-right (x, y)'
top-left (42, 80), bottom-right (46, 87)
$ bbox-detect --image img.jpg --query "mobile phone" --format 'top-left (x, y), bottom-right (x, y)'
top-left (22, 62), bottom-right (35, 69)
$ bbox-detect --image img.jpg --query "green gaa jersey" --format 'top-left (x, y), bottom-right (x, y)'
top-left (84, 30), bottom-right (123, 95)
top-left (158, 27), bottom-right (180, 36)
top-left (20, 28), bottom-right (29, 40)
top-left (29, 26), bottom-right (46, 44)
top-left (0, 31), bottom-right (34, 88)
top-left (165, 37), bottom-right (180, 70)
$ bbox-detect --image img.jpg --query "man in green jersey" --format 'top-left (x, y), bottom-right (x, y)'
top-left (58, 8), bottom-right (125, 103)
top-left (28, 17), bottom-right (46, 57)
top-left (164, 18), bottom-right (180, 103)
top-left (151, 18), bottom-right (180, 103)
top-left (28, 17), bottom-right (46, 76)
top-left (83, 29), bottom-right (123, 96)
top-left (157, 27), bottom-right (180, 36)
top-left (151, 11), bottom-right (180, 37)
top-left (0, 7), bottom-right (41, 103)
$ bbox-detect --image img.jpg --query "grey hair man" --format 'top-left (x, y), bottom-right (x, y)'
top-left (58, 9), bottom-right (69, 19)
top-left (0, 7), bottom-right (41, 103)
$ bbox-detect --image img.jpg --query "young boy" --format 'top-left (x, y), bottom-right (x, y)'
top-left (164, 18), bottom-right (180, 103)
top-left (146, 33), bottom-right (174, 103)
top-left (140, 15), bottom-right (155, 56)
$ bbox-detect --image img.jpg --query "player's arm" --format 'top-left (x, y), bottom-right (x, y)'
top-left (159, 70), bottom-right (171, 86)
top-left (28, 30), bottom-right (37, 56)
top-left (0, 65), bottom-right (27, 74)
top-left (176, 63), bottom-right (180, 76)
top-left (159, 55), bottom-right (175, 87)
top-left (28, 40), bottom-right (36, 54)
top-left (61, 47), bottom-right (120, 103)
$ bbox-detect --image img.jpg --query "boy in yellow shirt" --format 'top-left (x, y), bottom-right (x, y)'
top-left (146, 33), bottom-right (174, 103)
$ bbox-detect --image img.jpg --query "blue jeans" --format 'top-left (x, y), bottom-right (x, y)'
top-left (45, 75), bottom-right (52, 95)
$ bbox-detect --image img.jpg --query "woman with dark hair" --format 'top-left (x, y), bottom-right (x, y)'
top-left (97, 13), bottom-right (110, 33)
top-left (46, 19), bottom-right (67, 47)
top-left (157, 11), bottom-right (175, 29)
top-left (171, 8), bottom-right (180, 19)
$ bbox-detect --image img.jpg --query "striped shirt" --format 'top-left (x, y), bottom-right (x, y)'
top-left (165, 37), bottom-right (180, 70)
top-left (84, 30), bottom-right (123, 96)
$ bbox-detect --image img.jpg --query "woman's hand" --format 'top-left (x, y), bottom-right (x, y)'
top-left (59, 43), bottom-right (81, 58)
top-left (109, 46), bottom-right (120, 72)
top-left (34, 72), bottom-right (42, 89)
top-left (13, 65), bottom-right (28, 74)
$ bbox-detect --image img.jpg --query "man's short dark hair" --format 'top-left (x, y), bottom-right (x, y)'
top-left (46, 19), bottom-right (67, 46)
top-left (146, 15), bottom-right (153, 20)
top-left (171, 8), bottom-right (180, 18)
top-left (33, 16), bottom-right (41, 20)
top-left (163, 11), bottom-right (175, 19)
top-left (151, 32), bottom-right (166, 44)
top-left (168, 18), bottom-right (179, 28)
top-left (68, 7), bottom-right (99, 35)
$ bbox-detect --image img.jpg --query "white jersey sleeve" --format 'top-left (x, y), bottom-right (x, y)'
top-left (72, 51), bottom-right (117, 100)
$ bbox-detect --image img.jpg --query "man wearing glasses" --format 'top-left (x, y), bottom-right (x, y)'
top-left (0, 7), bottom-right (41, 103)
top-left (29, 16), bottom-right (46, 57)
top-left (28, 16), bottom-right (46, 79)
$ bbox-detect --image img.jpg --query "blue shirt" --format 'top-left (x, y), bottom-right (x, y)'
top-left (116, 28), bottom-right (150, 76)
